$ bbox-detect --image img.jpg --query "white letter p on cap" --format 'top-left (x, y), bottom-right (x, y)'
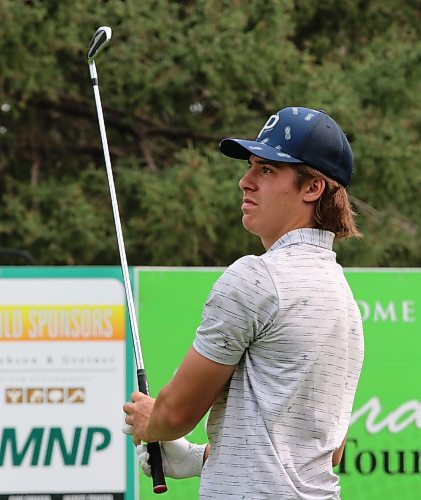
top-left (257, 114), bottom-right (279, 138)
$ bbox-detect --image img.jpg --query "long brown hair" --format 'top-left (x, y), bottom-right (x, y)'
top-left (294, 165), bottom-right (362, 240)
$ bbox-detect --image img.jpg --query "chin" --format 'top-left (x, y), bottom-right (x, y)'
top-left (242, 216), bottom-right (261, 237)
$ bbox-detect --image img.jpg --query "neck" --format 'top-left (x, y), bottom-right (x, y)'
top-left (261, 220), bottom-right (316, 250)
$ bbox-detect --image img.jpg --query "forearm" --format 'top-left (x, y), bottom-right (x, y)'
top-left (146, 385), bottom-right (198, 441)
top-left (147, 413), bottom-right (191, 442)
top-left (142, 347), bottom-right (236, 442)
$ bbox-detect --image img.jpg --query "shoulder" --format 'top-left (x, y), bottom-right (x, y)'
top-left (226, 254), bottom-right (267, 273)
top-left (218, 254), bottom-right (273, 290)
top-left (196, 255), bottom-right (279, 351)
top-left (211, 255), bottom-right (278, 312)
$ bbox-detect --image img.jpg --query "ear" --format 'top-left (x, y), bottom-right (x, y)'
top-left (302, 177), bottom-right (326, 203)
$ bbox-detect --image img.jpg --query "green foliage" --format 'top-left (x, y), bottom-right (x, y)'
top-left (123, 149), bottom-right (262, 266)
top-left (1, 170), bottom-right (114, 264)
top-left (0, 0), bottom-right (419, 266)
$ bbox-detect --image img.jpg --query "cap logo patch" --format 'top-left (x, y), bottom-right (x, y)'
top-left (305, 113), bottom-right (315, 121)
top-left (292, 107), bottom-right (299, 115)
top-left (257, 114), bottom-right (280, 138)
top-left (284, 126), bottom-right (292, 140)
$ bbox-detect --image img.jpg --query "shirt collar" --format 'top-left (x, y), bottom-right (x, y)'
top-left (268, 228), bottom-right (335, 253)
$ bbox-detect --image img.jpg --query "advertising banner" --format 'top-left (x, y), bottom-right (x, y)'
top-left (0, 268), bottom-right (134, 500)
top-left (136, 268), bottom-right (223, 499)
top-left (1, 267), bottom-right (418, 499)
top-left (136, 268), bottom-right (420, 500)
top-left (339, 270), bottom-right (420, 499)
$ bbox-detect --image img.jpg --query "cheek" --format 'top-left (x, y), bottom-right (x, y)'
top-left (267, 186), bottom-right (291, 205)
top-left (269, 189), bottom-right (300, 215)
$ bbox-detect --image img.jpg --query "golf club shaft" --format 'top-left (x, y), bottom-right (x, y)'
top-left (89, 62), bottom-right (143, 370)
top-left (89, 61), bottom-right (167, 494)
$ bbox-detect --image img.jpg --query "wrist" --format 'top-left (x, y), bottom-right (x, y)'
top-left (190, 442), bottom-right (208, 476)
top-left (144, 421), bottom-right (159, 443)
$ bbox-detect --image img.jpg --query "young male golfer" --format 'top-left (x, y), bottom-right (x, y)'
top-left (123, 106), bottom-right (364, 499)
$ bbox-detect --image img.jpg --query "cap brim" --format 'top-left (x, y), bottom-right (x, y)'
top-left (219, 138), bottom-right (303, 164)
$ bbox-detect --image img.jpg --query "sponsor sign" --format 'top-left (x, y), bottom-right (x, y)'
top-left (0, 268), bottom-right (134, 500)
top-left (338, 270), bottom-right (420, 499)
top-left (1, 267), bottom-right (418, 499)
top-left (136, 268), bottom-right (420, 500)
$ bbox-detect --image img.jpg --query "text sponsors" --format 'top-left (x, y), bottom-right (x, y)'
top-left (0, 306), bottom-right (124, 341)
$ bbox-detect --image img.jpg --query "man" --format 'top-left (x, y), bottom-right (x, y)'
top-left (123, 106), bottom-right (364, 499)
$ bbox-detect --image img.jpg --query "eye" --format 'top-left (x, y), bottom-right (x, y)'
top-left (262, 165), bottom-right (273, 174)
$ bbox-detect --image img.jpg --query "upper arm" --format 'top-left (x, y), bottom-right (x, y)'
top-left (152, 257), bottom-right (277, 436)
top-left (152, 346), bottom-right (237, 434)
top-left (193, 256), bottom-right (278, 365)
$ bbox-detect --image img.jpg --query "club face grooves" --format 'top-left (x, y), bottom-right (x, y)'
top-left (87, 27), bottom-right (112, 63)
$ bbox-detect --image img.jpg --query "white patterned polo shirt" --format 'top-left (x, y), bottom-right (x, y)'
top-left (193, 228), bottom-right (364, 499)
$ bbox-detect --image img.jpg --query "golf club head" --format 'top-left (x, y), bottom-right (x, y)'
top-left (87, 26), bottom-right (112, 64)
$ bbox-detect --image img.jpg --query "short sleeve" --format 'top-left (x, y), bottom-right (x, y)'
top-left (193, 255), bottom-right (278, 365)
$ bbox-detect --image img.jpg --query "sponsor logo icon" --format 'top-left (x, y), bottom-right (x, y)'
top-left (4, 387), bottom-right (86, 404)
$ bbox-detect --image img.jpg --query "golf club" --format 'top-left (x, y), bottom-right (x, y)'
top-left (87, 26), bottom-right (167, 495)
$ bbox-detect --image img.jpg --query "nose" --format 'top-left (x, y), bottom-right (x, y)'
top-left (239, 168), bottom-right (257, 191)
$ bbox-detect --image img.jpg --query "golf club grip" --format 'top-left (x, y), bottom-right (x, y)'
top-left (148, 441), bottom-right (167, 494)
top-left (137, 369), bottom-right (168, 494)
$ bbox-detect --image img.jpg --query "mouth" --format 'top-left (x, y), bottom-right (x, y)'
top-left (241, 198), bottom-right (257, 211)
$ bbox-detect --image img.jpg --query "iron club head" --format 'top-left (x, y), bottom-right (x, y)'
top-left (87, 26), bottom-right (112, 64)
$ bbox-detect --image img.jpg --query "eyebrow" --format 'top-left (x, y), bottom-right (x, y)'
top-left (248, 158), bottom-right (280, 167)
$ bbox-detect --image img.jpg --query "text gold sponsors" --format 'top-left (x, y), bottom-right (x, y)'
top-left (0, 305), bottom-right (125, 341)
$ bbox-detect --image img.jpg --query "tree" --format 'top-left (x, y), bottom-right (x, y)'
top-left (0, 0), bottom-right (419, 266)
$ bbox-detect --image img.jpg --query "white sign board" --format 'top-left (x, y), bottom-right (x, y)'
top-left (0, 278), bottom-right (129, 499)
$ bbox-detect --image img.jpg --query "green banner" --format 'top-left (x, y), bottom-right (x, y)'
top-left (136, 268), bottom-right (421, 500)
top-left (338, 270), bottom-right (421, 499)
top-left (136, 268), bottom-right (222, 499)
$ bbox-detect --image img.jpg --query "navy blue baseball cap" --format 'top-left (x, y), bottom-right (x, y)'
top-left (219, 106), bottom-right (354, 186)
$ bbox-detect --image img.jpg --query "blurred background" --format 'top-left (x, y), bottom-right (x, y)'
top-left (0, 2), bottom-right (420, 499)
top-left (0, 0), bottom-right (419, 267)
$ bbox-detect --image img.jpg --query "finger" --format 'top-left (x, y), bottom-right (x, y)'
top-left (130, 391), bottom-right (142, 402)
top-left (123, 402), bottom-right (133, 414)
top-left (135, 444), bottom-right (148, 458)
top-left (122, 423), bottom-right (134, 435)
top-left (132, 432), bottom-right (142, 446)
top-left (124, 413), bottom-right (133, 425)
top-left (140, 459), bottom-right (152, 477)
top-left (136, 445), bottom-right (152, 476)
